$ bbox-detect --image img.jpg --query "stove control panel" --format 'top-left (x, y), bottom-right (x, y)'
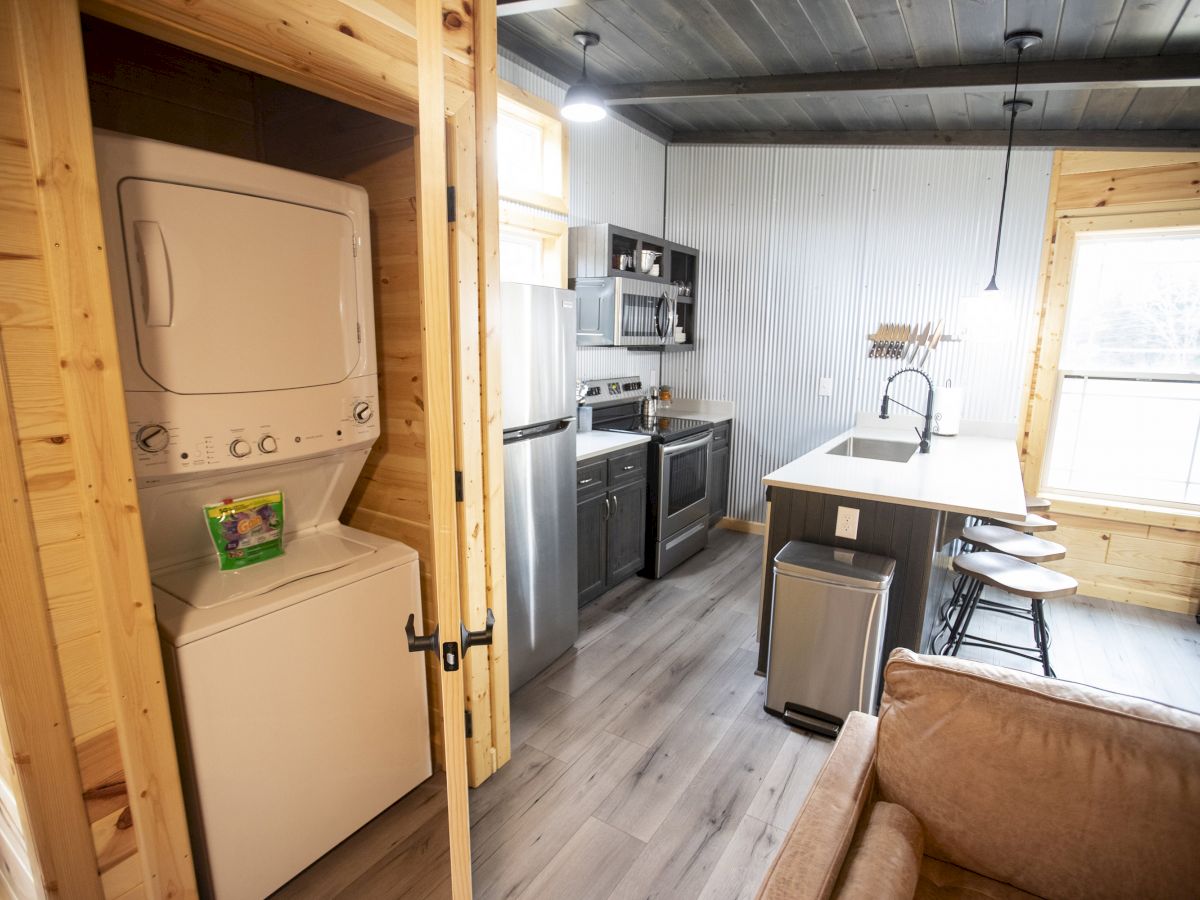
top-left (580, 376), bottom-right (646, 406)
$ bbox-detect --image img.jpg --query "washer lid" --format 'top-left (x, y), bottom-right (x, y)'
top-left (118, 178), bottom-right (361, 394)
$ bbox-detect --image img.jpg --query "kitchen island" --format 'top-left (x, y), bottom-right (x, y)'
top-left (757, 416), bottom-right (1026, 675)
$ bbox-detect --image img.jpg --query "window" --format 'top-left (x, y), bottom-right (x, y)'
top-left (1042, 221), bottom-right (1200, 508)
top-left (497, 81), bottom-right (568, 287)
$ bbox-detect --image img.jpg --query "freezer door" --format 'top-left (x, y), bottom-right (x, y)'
top-left (117, 178), bottom-right (361, 394)
top-left (500, 282), bottom-right (576, 430)
top-left (504, 419), bottom-right (579, 689)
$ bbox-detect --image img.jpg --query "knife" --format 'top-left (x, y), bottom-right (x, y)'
top-left (907, 322), bottom-right (930, 363)
top-left (918, 320), bottom-right (944, 368)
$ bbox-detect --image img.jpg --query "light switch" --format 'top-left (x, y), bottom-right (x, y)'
top-left (835, 506), bottom-right (860, 540)
top-left (818, 376), bottom-right (832, 398)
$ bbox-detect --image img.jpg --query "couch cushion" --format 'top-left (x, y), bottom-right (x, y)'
top-left (833, 801), bottom-right (924, 899)
top-left (876, 649), bottom-right (1200, 900)
top-left (914, 857), bottom-right (1041, 900)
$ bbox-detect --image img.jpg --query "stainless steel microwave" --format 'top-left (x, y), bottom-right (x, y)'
top-left (573, 276), bottom-right (679, 347)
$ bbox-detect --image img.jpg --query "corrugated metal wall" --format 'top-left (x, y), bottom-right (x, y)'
top-left (662, 144), bottom-right (1054, 523)
top-left (499, 51), bottom-right (667, 384)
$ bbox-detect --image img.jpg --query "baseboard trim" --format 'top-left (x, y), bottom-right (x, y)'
top-left (717, 517), bottom-right (765, 536)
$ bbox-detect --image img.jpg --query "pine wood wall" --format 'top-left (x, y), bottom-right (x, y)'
top-left (1022, 150), bottom-right (1200, 616)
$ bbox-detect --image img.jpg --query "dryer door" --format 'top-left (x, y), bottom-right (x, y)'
top-left (117, 178), bottom-right (361, 394)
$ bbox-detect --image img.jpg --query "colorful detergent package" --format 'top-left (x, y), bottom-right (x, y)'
top-left (203, 491), bottom-right (285, 570)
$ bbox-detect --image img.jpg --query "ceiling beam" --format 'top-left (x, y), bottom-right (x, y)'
top-left (669, 129), bottom-right (1200, 149)
top-left (497, 0), bottom-right (581, 17)
top-left (605, 55), bottom-right (1200, 105)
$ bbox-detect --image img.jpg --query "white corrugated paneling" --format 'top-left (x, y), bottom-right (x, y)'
top-left (662, 144), bottom-right (1053, 523)
top-left (499, 51), bottom-right (667, 385)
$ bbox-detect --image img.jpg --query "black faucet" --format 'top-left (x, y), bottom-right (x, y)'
top-left (880, 368), bottom-right (934, 453)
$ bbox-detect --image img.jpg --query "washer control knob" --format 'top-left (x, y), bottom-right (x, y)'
top-left (258, 435), bottom-right (278, 454)
top-left (229, 438), bottom-right (252, 459)
top-left (352, 401), bottom-right (373, 424)
top-left (135, 424), bottom-right (170, 453)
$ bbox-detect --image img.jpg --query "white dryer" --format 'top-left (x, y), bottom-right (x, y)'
top-left (93, 131), bottom-right (431, 900)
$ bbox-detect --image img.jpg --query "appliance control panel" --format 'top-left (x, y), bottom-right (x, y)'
top-left (124, 376), bottom-right (379, 485)
top-left (580, 376), bottom-right (646, 407)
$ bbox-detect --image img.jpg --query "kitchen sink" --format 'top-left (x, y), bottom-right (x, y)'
top-left (826, 437), bottom-right (918, 463)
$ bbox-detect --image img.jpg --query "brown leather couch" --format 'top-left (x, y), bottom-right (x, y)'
top-left (757, 649), bottom-right (1200, 900)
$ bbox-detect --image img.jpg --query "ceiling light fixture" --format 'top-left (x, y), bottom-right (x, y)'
top-left (985, 29), bottom-right (1042, 292)
top-left (562, 31), bottom-right (607, 123)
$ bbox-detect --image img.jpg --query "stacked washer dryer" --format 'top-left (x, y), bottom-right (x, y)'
top-left (93, 130), bottom-right (432, 899)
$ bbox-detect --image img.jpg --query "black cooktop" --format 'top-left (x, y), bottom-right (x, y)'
top-left (597, 415), bottom-right (713, 444)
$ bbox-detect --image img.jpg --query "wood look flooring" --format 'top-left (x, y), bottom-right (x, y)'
top-left (271, 529), bottom-right (1198, 899)
top-left (472, 529), bottom-right (1200, 900)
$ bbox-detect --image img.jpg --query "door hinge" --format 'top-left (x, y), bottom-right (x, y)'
top-left (455, 470), bottom-right (463, 502)
top-left (447, 185), bottom-right (456, 223)
top-left (464, 709), bottom-right (473, 740)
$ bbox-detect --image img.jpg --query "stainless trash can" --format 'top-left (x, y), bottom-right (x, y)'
top-left (765, 541), bottom-right (895, 738)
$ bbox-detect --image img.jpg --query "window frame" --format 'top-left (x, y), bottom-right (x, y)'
top-left (498, 207), bottom-right (568, 289)
top-left (497, 80), bottom-right (568, 215)
top-left (1026, 208), bottom-right (1200, 511)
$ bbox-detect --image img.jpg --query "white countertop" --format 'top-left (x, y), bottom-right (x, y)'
top-left (577, 431), bottom-right (651, 462)
top-left (762, 422), bottom-right (1026, 519)
top-left (660, 398), bottom-right (734, 423)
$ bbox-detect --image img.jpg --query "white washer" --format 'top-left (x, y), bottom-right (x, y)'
top-left (94, 131), bottom-right (431, 900)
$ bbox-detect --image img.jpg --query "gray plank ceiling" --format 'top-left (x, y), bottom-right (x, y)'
top-left (496, 0), bottom-right (1200, 145)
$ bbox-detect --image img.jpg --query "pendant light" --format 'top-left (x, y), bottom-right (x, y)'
top-left (985, 30), bottom-right (1042, 292)
top-left (562, 31), bottom-right (607, 123)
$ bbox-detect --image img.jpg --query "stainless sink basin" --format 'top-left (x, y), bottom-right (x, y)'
top-left (826, 437), bottom-right (918, 463)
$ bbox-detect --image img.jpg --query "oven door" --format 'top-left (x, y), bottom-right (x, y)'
top-left (657, 432), bottom-right (712, 539)
top-left (615, 278), bottom-right (676, 346)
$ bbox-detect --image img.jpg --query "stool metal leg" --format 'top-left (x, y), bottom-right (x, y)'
top-left (945, 578), bottom-right (984, 657)
top-left (1032, 599), bottom-right (1055, 678)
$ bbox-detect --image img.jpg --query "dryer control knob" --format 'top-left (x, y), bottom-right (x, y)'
top-left (352, 401), bottom-right (373, 424)
top-left (259, 435), bottom-right (278, 454)
top-left (229, 438), bottom-right (252, 459)
top-left (135, 424), bottom-right (170, 453)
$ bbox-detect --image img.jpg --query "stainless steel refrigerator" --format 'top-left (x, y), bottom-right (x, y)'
top-left (501, 282), bottom-right (579, 690)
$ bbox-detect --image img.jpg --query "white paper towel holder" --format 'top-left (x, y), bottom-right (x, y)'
top-left (932, 379), bottom-right (963, 436)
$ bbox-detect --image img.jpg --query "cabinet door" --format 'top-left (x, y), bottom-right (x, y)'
top-left (709, 444), bottom-right (730, 526)
top-left (606, 480), bottom-right (647, 585)
top-left (577, 493), bottom-right (608, 606)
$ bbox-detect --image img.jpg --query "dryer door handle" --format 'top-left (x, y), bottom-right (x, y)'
top-left (134, 220), bottom-right (174, 327)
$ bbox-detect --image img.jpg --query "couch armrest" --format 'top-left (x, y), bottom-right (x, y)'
top-left (756, 712), bottom-right (878, 900)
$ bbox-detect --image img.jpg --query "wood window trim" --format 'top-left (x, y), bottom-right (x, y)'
top-left (499, 207), bottom-right (568, 289)
top-left (1021, 206), bottom-right (1200, 529)
top-left (498, 79), bottom-right (568, 216)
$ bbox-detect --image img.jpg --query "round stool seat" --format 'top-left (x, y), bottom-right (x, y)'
top-left (962, 525), bottom-right (1066, 563)
top-left (986, 511), bottom-right (1057, 533)
top-left (952, 551), bottom-right (1078, 599)
top-left (1025, 495), bottom-right (1051, 512)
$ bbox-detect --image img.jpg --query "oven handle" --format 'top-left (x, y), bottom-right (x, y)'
top-left (661, 432), bottom-right (712, 457)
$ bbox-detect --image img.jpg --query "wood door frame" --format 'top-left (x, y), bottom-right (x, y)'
top-left (2, 0), bottom-right (499, 895)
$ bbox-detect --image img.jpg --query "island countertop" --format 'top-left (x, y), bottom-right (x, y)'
top-left (762, 422), bottom-right (1026, 520)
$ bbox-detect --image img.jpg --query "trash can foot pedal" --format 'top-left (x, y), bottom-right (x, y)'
top-left (780, 702), bottom-right (842, 739)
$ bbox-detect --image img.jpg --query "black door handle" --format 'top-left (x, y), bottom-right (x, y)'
top-left (461, 608), bottom-right (495, 656)
top-left (405, 613), bottom-right (439, 655)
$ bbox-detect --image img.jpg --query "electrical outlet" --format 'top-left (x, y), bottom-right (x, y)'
top-left (818, 376), bottom-right (832, 398)
top-left (835, 506), bottom-right (860, 540)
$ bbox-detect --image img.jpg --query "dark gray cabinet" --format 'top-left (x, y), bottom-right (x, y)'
top-left (708, 420), bottom-right (732, 527)
top-left (576, 445), bottom-right (648, 606)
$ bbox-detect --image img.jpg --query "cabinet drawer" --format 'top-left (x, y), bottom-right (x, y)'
top-left (607, 447), bottom-right (647, 487)
top-left (712, 421), bottom-right (732, 449)
top-left (576, 459), bottom-right (607, 499)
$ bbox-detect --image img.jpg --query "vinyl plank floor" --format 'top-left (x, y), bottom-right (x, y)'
top-left (281, 531), bottom-right (1200, 899)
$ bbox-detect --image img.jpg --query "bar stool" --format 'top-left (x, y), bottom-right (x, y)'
top-left (939, 525), bottom-right (1066, 637)
top-left (942, 552), bottom-right (1078, 677)
top-left (985, 511), bottom-right (1057, 533)
top-left (1025, 495), bottom-right (1051, 513)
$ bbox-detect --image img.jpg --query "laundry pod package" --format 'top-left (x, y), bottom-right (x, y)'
top-left (203, 490), bottom-right (285, 570)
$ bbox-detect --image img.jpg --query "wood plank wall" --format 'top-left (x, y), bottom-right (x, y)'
top-left (1021, 150), bottom-right (1200, 616)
